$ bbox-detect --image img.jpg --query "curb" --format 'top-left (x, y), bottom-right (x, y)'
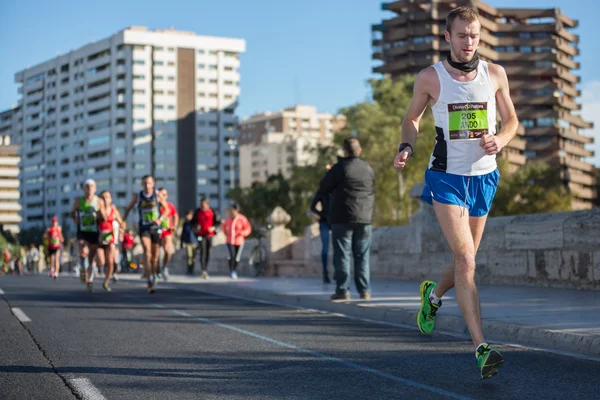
top-left (186, 282), bottom-right (600, 359)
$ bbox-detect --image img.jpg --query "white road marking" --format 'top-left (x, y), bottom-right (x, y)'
top-left (11, 307), bottom-right (31, 322)
top-left (69, 378), bottom-right (107, 400)
top-left (143, 300), bottom-right (471, 400)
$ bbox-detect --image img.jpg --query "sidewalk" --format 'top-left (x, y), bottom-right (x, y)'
top-left (119, 274), bottom-right (600, 359)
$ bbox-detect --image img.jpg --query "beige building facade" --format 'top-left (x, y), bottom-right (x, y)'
top-left (239, 105), bottom-right (345, 187)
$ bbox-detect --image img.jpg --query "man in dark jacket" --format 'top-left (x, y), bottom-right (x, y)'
top-left (192, 198), bottom-right (221, 279)
top-left (180, 210), bottom-right (198, 275)
top-left (310, 167), bottom-right (332, 284)
top-left (316, 137), bottom-right (375, 301)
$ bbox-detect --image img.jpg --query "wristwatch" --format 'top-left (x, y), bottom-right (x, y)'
top-left (398, 143), bottom-right (413, 157)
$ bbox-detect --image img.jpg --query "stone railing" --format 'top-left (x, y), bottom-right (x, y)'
top-left (140, 197), bottom-right (600, 289)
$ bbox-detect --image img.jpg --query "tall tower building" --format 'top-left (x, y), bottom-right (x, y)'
top-left (14, 26), bottom-right (245, 231)
top-left (372, 0), bottom-right (595, 209)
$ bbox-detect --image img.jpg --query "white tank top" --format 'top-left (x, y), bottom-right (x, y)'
top-left (428, 60), bottom-right (497, 176)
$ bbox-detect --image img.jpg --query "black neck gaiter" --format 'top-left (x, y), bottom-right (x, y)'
top-left (446, 51), bottom-right (479, 73)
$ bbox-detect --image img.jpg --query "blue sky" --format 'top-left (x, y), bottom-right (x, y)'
top-left (1, 0), bottom-right (599, 164)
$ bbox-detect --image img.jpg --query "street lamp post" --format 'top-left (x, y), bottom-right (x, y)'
top-left (227, 138), bottom-right (238, 190)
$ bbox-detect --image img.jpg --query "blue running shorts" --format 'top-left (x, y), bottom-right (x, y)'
top-left (421, 169), bottom-right (500, 217)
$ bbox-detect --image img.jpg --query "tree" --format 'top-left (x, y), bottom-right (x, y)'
top-left (17, 225), bottom-right (45, 247)
top-left (228, 173), bottom-right (297, 232)
top-left (491, 159), bottom-right (572, 216)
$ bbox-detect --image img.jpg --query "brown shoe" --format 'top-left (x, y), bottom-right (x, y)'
top-left (331, 292), bottom-right (351, 301)
top-left (360, 292), bottom-right (371, 301)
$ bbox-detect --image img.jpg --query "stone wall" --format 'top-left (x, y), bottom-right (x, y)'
top-left (144, 202), bottom-right (600, 290)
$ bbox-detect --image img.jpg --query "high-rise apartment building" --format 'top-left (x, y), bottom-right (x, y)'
top-left (14, 26), bottom-right (245, 231)
top-left (238, 105), bottom-right (345, 187)
top-left (372, 0), bottom-right (595, 209)
top-left (0, 141), bottom-right (22, 234)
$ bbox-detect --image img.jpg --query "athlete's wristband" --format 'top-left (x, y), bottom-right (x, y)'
top-left (398, 143), bottom-right (413, 157)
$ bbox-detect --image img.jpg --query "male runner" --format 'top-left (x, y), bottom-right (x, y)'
top-left (44, 216), bottom-right (64, 279)
top-left (123, 175), bottom-right (169, 293)
top-left (157, 187), bottom-right (178, 281)
top-left (70, 179), bottom-right (107, 292)
top-left (393, 7), bottom-right (518, 379)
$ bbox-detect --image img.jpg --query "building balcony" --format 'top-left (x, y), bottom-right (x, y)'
top-left (0, 214), bottom-right (23, 224)
top-left (561, 157), bottom-right (595, 173)
top-left (507, 136), bottom-right (527, 151)
top-left (556, 68), bottom-right (580, 84)
top-left (0, 191), bottom-right (20, 200)
top-left (500, 150), bottom-right (526, 167)
top-left (86, 68), bottom-right (111, 85)
top-left (88, 96), bottom-right (111, 111)
top-left (568, 171), bottom-right (596, 186)
top-left (558, 128), bottom-right (593, 144)
top-left (569, 184), bottom-right (595, 200)
top-left (527, 140), bottom-right (557, 152)
top-left (562, 142), bottom-right (594, 158)
top-left (0, 203), bottom-right (22, 211)
top-left (559, 111), bottom-right (593, 129)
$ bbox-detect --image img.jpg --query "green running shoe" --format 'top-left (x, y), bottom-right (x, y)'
top-left (417, 281), bottom-right (441, 335)
top-left (477, 344), bottom-right (504, 379)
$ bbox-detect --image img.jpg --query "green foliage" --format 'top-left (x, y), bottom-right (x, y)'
top-left (228, 173), bottom-right (304, 234)
top-left (491, 160), bottom-right (572, 216)
top-left (17, 225), bottom-right (45, 247)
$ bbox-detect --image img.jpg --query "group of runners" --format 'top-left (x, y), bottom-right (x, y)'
top-left (47, 175), bottom-right (180, 294)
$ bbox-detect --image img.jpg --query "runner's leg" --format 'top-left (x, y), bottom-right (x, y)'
top-left (432, 201), bottom-right (484, 347)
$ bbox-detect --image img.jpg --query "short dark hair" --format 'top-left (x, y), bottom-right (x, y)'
top-left (186, 209), bottom-right (194, 215)
top-left (343, 137), bottom-right (361, 157)
top-left (142, 174), bottom-right (154, 182)
top-left (230, 203), bottom-right (240, 211)
top-left (446, 6), bottom-right (479, 33)
top-left (200, 197), bottom-right (208, 203)
top-left (157, 187), bottom-right (166, 192)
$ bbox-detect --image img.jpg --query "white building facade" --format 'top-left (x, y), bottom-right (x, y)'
top-left (14, 26), bottom-right (244, 231)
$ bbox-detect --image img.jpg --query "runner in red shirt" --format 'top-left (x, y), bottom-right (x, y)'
top-left (44, 216), bottom-right (64, 279)
top-left (158, 188), bottom-right (178, 280)
top-left (97, 191), bottom-right (126, 292)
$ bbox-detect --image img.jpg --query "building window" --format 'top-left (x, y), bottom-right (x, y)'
top-left (155, 75), bottom-right (164, 80)
top-left (154, 60), bottom-right (164, 66)
top-left (167, 105), bottom-right (175, 110)
top-left (198, 64), bottom-right (205, 69)
top-left (134, 60), bottom-right (145, 65)
top-left (134, 104), bottom-right (145, 109)
top-left (209, 50), bottom-right (217, 55)
top-left (155, 105), bottom-right (164, 109)
top-left (133, 75), bottom-right (145, 80)
top-left (167, 76), bottom-right (175, 81)
top-left (198, 49), bottom-right (205, 54)
top-left (89, 136), bottom-right (110, 146)
top-left (209, 65), bottom-right (218, 70)
top-left (134, 119), bottom-right (146, 124)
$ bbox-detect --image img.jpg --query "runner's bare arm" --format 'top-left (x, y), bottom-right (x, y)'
top-left (59, 227), bottom-right (64, 243)
top-left (114, 207), bottom-right (126, 228)
top-left (172, 209), bottom-right (179, 231)
top-left (481, 64), bottom-right (519, 155)
top-left (394, 68), bottom-right (434, 170)
top-left (122, 194), bottom-right (138, 221)
top-left (70, 199), bottom-right (79, 225)
top-left (157, 198), bottom-right (170, 226)
top-left (97, 197), bottom-right (108, 222)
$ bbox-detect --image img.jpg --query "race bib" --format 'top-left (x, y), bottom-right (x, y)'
top-left (51, 237), bottom-right (60, 246)
top-left (142, 209), bottom-right (158, 222)
top-left (448, 102), bottom-right (489, 140)
top-left (101, 229), bottom-right (113, 245)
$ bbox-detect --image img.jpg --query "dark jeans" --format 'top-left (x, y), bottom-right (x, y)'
top-left (319, 221), bottom-right (330, 279)
top-left (226, 243), bottom-right (244, 272)
top-left (199, 236), bottom-right (212, 272)
top-left (332, 223), bottom-right (372, 295)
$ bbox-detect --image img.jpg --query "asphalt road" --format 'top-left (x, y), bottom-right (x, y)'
top-left (0, 274), bottom-right (598, 400)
